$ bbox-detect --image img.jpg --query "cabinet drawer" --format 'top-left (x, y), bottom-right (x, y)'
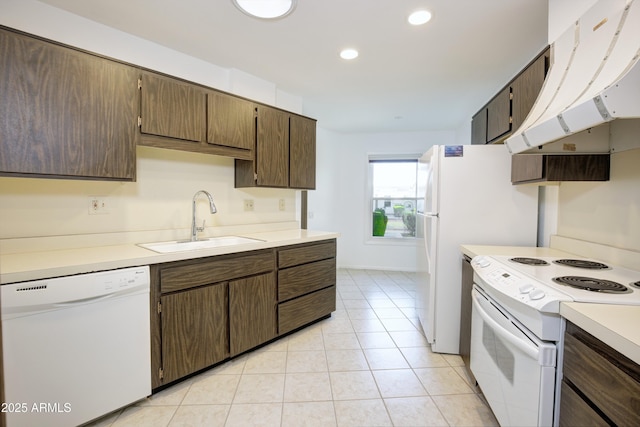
top-left (278, 258), bottom-right (336, 301)
top-left (279, 286), bottom-right (336, 334)
top-left (278, 240), bottom-right (336, 269)
top-left (559, 381), bottom-right (609, 427)
top-left (563, 325), bottom-right (640, 426)
top-left (160, 251), bottom-right (274, 293)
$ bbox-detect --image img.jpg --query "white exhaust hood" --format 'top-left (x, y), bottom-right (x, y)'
top-left (505, 0), bottom-right (640, 154)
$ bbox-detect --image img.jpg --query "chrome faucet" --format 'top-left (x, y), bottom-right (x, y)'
top-left (190, 190), bottom-right (217, 242)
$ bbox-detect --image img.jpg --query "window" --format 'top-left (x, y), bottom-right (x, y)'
top-left (369, 156), bottom-right (419, 239)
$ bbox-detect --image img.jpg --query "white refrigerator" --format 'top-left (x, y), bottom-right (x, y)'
top-left (416, 144), bottom-right (538, 354)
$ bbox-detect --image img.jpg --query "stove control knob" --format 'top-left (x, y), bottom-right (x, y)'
top-left (519, 284), bottom-right (535, 294)
top-left (529, 289), bottom-right (545, 300)
top-left (475, 257), bottom-right (490, 268)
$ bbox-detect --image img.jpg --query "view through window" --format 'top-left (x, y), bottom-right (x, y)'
top-left (369, 157), bottom-right (419, 239)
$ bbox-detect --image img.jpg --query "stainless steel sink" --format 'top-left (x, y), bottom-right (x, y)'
top-left (138, 236), bottom-right (263, 253)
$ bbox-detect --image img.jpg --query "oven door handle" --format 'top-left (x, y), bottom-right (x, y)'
top-left (472, 291), bottom-right (539, 360)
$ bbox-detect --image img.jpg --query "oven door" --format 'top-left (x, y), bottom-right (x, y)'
top-left (470, 285), bottom-right (557, 427)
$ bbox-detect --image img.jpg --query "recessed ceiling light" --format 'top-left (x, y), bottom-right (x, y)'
top-left (340, 48), bottom-right (359, 60)
top-left (232, 0), bottom-right (297, 20)
top-left (408, 10), bottom-right (432, 26)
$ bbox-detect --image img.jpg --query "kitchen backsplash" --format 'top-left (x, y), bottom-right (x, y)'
top-left (556, 147), bottom-right (640, 253)
top-left (0, 146), bottom-right (298, 242)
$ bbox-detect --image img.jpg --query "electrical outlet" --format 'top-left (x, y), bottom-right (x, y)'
top-left (278, 199), bottom-right (285, 211)
top-left (243, 199), bottom-right (254, 211)
top-left (88, 196), bottom-right (110, 215)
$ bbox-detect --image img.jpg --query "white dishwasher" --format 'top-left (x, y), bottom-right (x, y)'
top-left (1, 266), bottom-right (151, 427)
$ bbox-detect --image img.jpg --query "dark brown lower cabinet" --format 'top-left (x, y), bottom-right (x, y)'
top-left (151, 240), bottom-right (336, 391)
top-left (229, 273), bottom-right (277, 356)
top-left (160, 283), bottom-right (228, 384)
top-left (277, 240), bottom-right (337, 334)
top-left (559, 321), bottom-right (640, 426)
top-left (279, 286), bottom-right (336, 335)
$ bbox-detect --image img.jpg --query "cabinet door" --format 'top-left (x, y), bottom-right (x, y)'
top-left (207, 91), bottom-right (255, 152)
top-left (511, 51), bottom-right (548, 132)
top-left (140, 72), bottom-right (206, 142)
top-left (470, 110), bottom-right (488, 145)
top-left (486, 86), bottom-right (511, 142)
top-left (0, 28), bottom-right (138, 180)
top-left (562, 322), bottom-right (640, 426)
top-left (289, 115), bottom-right (316, 189)
top-left (161, 283), bottom-right (228, 384)
top-left (256, 106), bottom-right (289, 187)
top-left (511, 154), bottom-right (544, 183)
top-left (512, 154), bottom-right (610, 184)
top-left (229, 273), bottom-right (277, 355)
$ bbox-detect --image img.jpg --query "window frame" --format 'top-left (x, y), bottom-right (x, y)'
top-left (365, 153), bottom-right (421, 246)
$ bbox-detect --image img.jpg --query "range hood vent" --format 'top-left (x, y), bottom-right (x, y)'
top-left (505, 0), bottom-right (640, 154)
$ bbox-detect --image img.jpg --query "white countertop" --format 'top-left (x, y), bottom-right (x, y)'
top-left (461, 244), bottom-right (640, 367)
top-left (561, 302), bottom-right (640, 365)
top-left (0, 229), bottom-right (339, 284)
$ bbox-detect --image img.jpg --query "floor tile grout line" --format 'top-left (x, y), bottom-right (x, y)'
top-left (95, 268), bottom-right (493, 426)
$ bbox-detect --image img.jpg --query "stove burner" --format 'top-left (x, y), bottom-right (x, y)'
top-left (552, 276), bottom-right (630, 293)
top-left (509, 257), bottom-right (549, 266)
top-left (632, 281), bottom-right (640, 289)
top-left (553, 259), bottom-right (609, 269)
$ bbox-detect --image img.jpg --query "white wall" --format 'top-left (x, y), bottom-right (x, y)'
top-left (556, 148), bottom-right (640, 251)
top-left (0, 0), bottom-right (300, 243)
top-left (548, 0), bottom-right (598, 42)
top-left (0, 0), bottom-right (298, 106)
top-left (308, 129), bottom-right (457, 271)
top-left (0, 147), bottom-right (297, 241)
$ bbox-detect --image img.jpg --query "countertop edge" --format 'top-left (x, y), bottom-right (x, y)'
top-left (1, 230), bottom-right (340, 284)
top-left (560, 302), bottom-right (640, 366)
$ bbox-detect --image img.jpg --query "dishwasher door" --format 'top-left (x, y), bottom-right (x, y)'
top-left (1, 266), bottom-right (151, 427)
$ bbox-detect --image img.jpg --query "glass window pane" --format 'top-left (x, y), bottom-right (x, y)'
top-left (370, 159), bottom-right (418, 239)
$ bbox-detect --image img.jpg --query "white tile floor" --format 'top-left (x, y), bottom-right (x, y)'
top-left (88, 269), bottom-right (498, 427)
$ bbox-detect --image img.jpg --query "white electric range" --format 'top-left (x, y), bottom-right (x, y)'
top-left (470, 254), bottom-right (640, 427)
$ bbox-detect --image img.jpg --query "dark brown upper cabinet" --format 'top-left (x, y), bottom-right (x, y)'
top-left (290, 114), bottom-right (317, 189)
top-left (486, 86), bottom-right (512, 142)
top-left (138, 73), bottom-right (254, 160)
top-left (471, 46), bottom-right (550, 145)
top-left (236, 105), bottom-right (289, 188)
top-left (511, 153), bottom-right (610, 184)
top-left (471, 110), bottom-right (488, 145)
top-left (1, 27), bottom-right (314, 179)
top-left (235, 107), bottom-right (317, 189)
top-left (207, 91), bottom-right (255, 155)
top-left (257, 105), bottom-right (290, 188)
top-left (139, 72), bottom-right (206, 143)
top-left (511, 52), bottom-right (548, 132)
top-left (0, 27), bottom-right (138, 181)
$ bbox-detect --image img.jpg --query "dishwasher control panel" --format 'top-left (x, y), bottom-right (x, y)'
top-left (1, 266), bottom-right (150, 317)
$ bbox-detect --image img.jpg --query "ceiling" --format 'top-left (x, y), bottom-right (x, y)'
top-left (38, 0), bottom-right (549, 134)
